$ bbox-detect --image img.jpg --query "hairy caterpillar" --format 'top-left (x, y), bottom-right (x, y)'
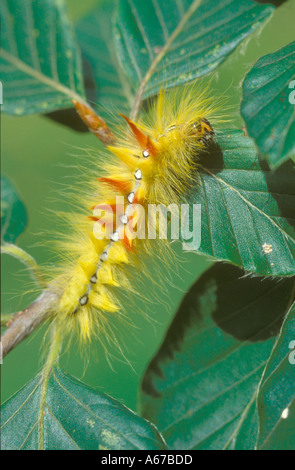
top-left (50, 85), bottom-right (218, 342)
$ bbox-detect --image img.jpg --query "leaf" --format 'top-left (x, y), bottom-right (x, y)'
top-left (43, 56), bottom-right (99, 131)
top-left (76, 0), bottom-right (133, 115)
top-left (1, 367), bottom-right (166, 450)
top-left (183, 130), bottom-right (295, 276)
top-left (115, 0), bottom-right (274, 115)
top-left (45, 0), bottom-right (130, 131)
top-left (241, 41), bottom-right (295, 168)
top-left (1, 175), bottom-right (27, 243)
top-left (226, 399), bottom-right (259, 450)
top-left (255, 0), bottom-right (286, 5)
top-left (139, 263), bottom-right (295, 450)
top-left (0, 0), bottom-right (85, 115)
top-left (257, 301), bottom-right (295, 450)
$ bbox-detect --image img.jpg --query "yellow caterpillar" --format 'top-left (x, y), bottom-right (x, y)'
top-left (50, 84), bottom-right (218, 342)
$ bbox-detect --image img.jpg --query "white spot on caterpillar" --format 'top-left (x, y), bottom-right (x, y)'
top-left (262, 243), bottom-right (273, 254)
top-left (120, 214), bottom-right (128, 225)
top-left (110, 231), bottom-right (119, 242)
top-left (100, 251), bottom-right (108, 262)
top-left (79, 295), bottom-right (88, 306)
top-left (134, 169), bottom-right (142, 180)
top-left (127, 192), bottom-right (135, 203)
top-left (281, 408), bottom-right (289, 419)
top-left (142, 150), bottom-right (150, 158)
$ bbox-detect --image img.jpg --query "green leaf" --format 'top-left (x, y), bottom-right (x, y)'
top-left (139, 263), bottom-right (295, 450)
top-left (0, 0), bottom-right (85, 115)
top-left (1, 367), bottom-right (166, 450)
top-left (241, 41), bottom-right (295, 168)
top-left (1, 175), bottom-right (27, 243)
top-left (257, 301), bottom-right (295, 450)
top-left (115, 0), bottom-right (274, 115)
top-left (226, 399), bottom-right (259, 450)
top-left (184, 130), bottom-right (295, 276)
top-left (76, 0), bottom-right (133, 115)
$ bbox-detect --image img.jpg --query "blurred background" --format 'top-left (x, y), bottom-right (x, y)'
top-left (1, 0), bottom-right (295, 410)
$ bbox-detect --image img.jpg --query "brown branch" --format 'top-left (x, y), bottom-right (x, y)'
top-left (1, 103), bottom-right (115, 359)
top-left (73, 100), bottom-right (116, 145)
top-left (1, 289), bottom-right (60, 359)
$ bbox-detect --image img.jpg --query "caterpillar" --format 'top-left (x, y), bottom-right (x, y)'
top-left (49, 84), bottom-right (218, 343)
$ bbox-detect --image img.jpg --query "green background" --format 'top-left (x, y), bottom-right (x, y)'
top-left (1, 0), bottom-right (295, 410)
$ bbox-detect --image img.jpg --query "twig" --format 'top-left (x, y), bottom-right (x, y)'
top-left (1, 289), bottom-right (59, 359)
top-left (1, 104), bottom-right (114, 358)
top-left (73, 100), bottom-right (116, 145)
